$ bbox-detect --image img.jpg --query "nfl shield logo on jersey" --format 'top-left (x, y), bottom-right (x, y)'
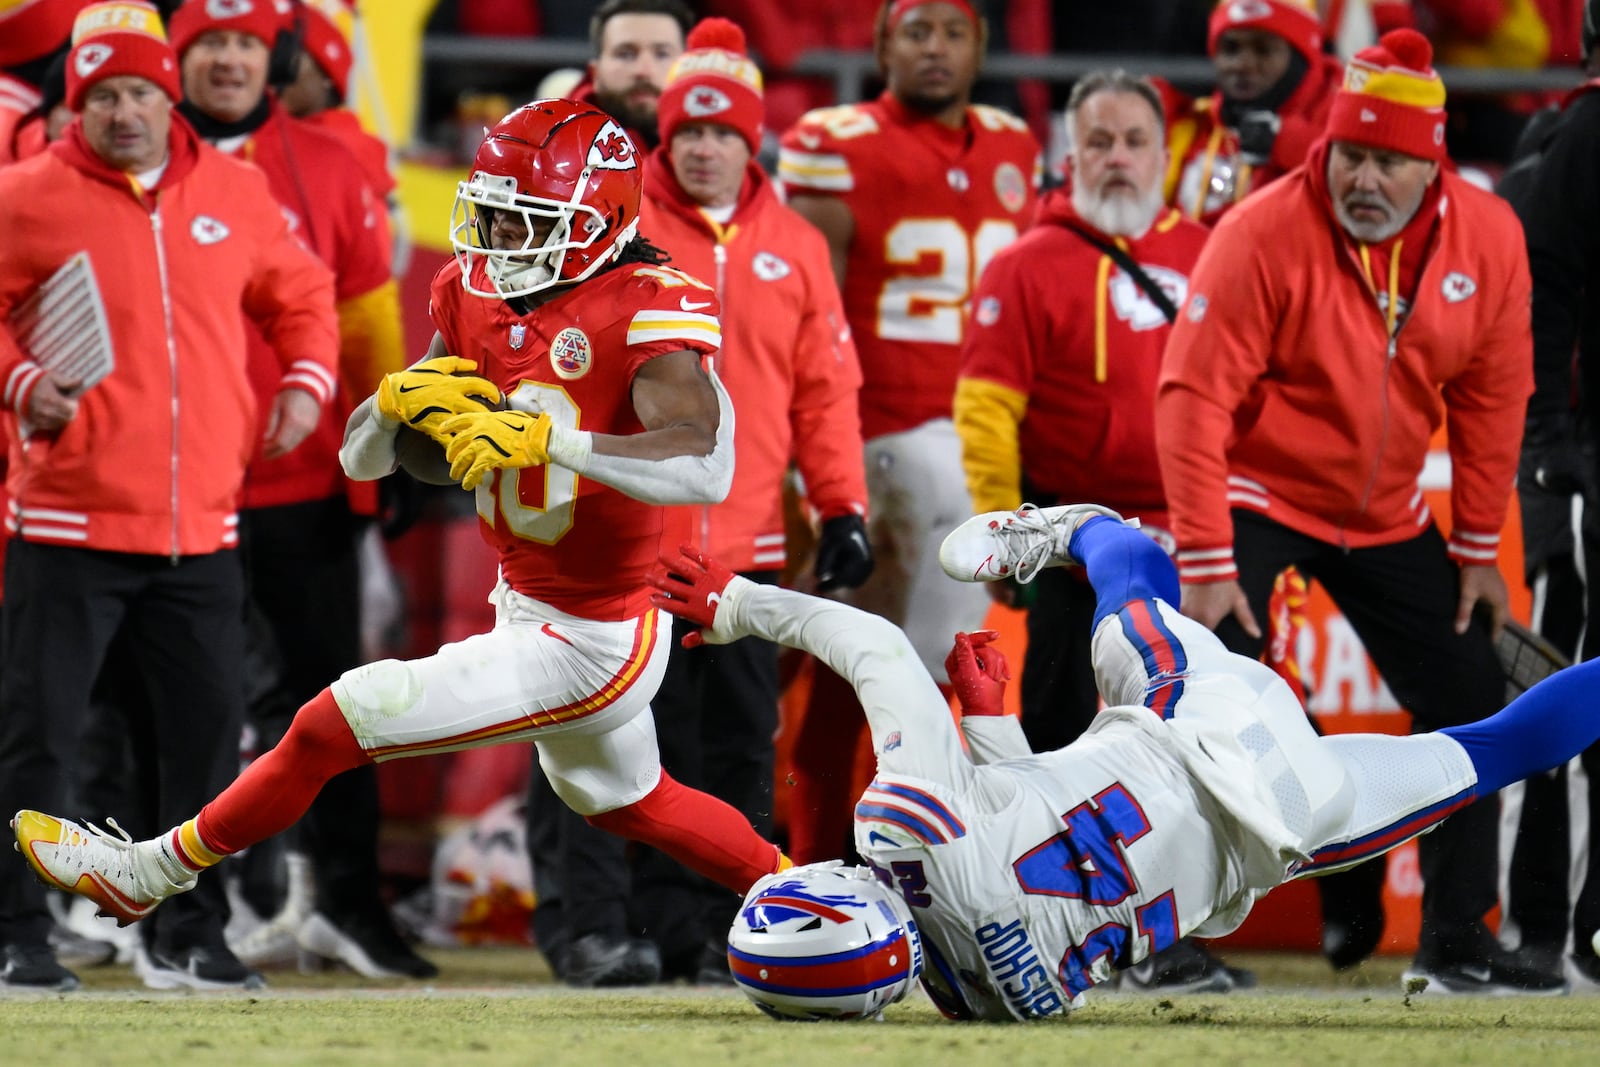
top-left (509, 323), bottom-right (526, 350)
top-left (550, 327), bottom-right (592, 380)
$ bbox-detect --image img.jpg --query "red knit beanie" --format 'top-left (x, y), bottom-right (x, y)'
top-left (1325, 28), bottom-right (1448, 161)
top-left (0, 0), bottom-right (91, 68)
top-left (656, 18), bottom-right (764, 155)
top-left (65, 0), bottom-right (181, 110)
top-left (167, 0), bottom-right (282, 57)
top-left (1207, 0), bottom-right (1324, 68)
top-left (300, 0), bottom-right (353, 98)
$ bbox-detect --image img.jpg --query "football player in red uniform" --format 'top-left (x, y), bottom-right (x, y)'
top-left (776, 0), bottom-right (1040, 863)
top-left (12, 100), bottom-right (791, 935)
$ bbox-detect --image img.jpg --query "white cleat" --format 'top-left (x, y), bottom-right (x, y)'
top-left (12, 810), bottom-right (196, 927)
top-left (939, 503), bottom-right (1136, 585)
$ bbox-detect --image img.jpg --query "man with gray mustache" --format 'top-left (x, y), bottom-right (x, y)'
top-left (1156, 29), bottom-right (1553, 995)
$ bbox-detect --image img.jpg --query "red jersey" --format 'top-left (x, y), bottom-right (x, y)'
top-left (429, 260), bottom-right (722, 621)
top-left (778, 92), bottom-right (1041, 440)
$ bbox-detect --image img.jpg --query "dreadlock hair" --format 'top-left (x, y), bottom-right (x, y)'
top-left (606, 233), bottom-right (673, 272)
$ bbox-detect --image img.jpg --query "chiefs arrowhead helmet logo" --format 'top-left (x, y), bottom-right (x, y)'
top-left (587, 120), bottom-right (639, 171)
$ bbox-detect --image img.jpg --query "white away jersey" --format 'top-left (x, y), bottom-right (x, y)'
top-left (855, 709), bottom-right (1256, 1020)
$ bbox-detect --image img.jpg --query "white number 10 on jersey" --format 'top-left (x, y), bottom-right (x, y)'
top-left (474, 381), bottom-right (580, 544)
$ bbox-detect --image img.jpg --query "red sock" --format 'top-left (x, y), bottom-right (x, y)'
top-left (585, 771), bottom-right (783, 893)
top-left (191, 688), bottom-right (371, 857)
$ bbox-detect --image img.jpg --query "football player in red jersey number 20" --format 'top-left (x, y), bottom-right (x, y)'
top-left (11, 100), bottom-right (793, 932)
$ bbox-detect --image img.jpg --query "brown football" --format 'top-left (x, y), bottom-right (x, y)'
top-left (393, 426), bottom-right (458, 486)
top-left (391, 378), bottom-right (506, 487)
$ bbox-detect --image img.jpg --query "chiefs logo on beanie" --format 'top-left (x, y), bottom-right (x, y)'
top-left (656, 18), bottom-right (765, 155)
top-left (1326, 29), bottom-right (1448, 161)
top-left (65, 0), bottom-right (181, 110)
top-left (1208, 0), bottom-right (1323, 67)
top-left (167, 0), bottom-right (283, 57)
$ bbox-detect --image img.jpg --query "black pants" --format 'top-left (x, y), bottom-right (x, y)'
top-left (239, 497), bottom-right (382, 921)
top-left (1019, 568), bottom-right (1102, 753)
top-left (1508, 552), bottom-right (1600, 954)
top-left (526, 571), bottom-right (781, 973)
top-left (1224, 512), bottom-right (1506, 959)
top-left (0, 543), bottom-right (245, 951)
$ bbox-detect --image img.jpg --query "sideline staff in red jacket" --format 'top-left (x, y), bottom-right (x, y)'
top-left (1157, 30), bottom-right (1550, 995)
top-left (0, 2), bottom-right (337, 992)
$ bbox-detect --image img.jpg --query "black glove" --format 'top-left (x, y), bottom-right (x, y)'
top-left (814, 513), bottom-right (874, 592)
top-left (1234, 110), bottom-right (1282, 166)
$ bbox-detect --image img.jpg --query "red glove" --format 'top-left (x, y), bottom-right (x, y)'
top-left (647, 543), bottom-right (737, 649)
top-left (944, 630), bottom-right (1011, 717)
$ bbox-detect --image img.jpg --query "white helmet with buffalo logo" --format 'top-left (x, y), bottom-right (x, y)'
top-left (726, 862), bottom-right (923, 1021)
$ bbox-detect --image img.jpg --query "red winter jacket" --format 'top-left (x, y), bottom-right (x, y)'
top-left (642, 152), bottom-right (867, 572)
top-left (225, 101), bottom-right (401, 512)
top-left (1156, 140), bottom-right (1532, 583)
top-left (0, 117), bottom-right (338, 556)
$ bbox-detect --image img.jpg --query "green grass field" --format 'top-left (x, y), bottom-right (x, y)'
top-left (2, 949), bottom-right (1597, 1067)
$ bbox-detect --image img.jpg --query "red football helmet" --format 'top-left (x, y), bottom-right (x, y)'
top-left (450, 99), bottom-right (644, 300)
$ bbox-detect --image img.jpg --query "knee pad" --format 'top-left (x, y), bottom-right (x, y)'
top-left (331, 658), bottom-right (423, 736)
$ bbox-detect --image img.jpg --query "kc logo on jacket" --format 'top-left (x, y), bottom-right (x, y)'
top-left (1110, 265), bottom-right (1188, 331)
top-left (190, 216), bottom-right (231, 245)
top-left (1441, 271), bottom-right (1477, 303)
top-left (751, 251), bottom-right (790, 282)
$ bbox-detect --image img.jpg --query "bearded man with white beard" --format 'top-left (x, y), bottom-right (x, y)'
top-left (1157, 31), bottom-right (1556, 995)
top-left (953, 70), bottom-right (1232, 992)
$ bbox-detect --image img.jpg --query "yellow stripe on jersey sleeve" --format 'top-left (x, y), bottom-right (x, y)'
top-left (627, 309), bottom-right (722, 349)
top-left (777, 148), bottom-right (854, 192)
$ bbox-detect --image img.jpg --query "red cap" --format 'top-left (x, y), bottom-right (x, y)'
top-left (1207, 0), bottom-right (1323, 68)
top-left (65, 0), bottom-right (180, 110)
top-left (167, 0), bottom-right (282, 57)
top-left (657, 18), bottom-right (764, 155)
top-left (1325, 28), bottom-right (1448, 161)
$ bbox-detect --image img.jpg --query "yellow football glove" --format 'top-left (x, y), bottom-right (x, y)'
top-left (375, 356), bottom-right (503, 439)
top-left (441, 409), bottom-right (554, 490)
